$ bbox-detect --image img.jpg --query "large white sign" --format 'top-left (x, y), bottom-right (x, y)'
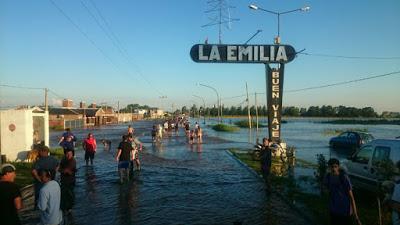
top-left (190, 44), bottom-right (296, 64)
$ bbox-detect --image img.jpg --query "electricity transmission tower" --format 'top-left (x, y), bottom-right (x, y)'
top-left (202, 0), bottom-right (239, 44)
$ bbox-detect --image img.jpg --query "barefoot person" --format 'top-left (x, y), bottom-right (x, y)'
top-left (83, 133), bottom-right (97, 166)
top-left (0, 164), bottom-right (23, 225)
top-left (324, 158), bottom-right (361, 225)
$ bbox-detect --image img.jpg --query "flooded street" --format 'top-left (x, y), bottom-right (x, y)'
top-left (20, 120), bottom-right (309, 225)
top-left (18, 118), bottom-right (399, 224)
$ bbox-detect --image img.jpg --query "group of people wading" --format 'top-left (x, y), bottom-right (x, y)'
top-left (0, 124), bottom-right (145, 225)
top-left (150, 117), bottom-right (203, 145)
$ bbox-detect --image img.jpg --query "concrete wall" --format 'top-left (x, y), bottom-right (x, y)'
top-left (0, 109), bottom-right (49, 162)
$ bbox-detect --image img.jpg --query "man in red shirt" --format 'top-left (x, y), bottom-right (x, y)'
top-left (83, 133), bottom-right (97, 166)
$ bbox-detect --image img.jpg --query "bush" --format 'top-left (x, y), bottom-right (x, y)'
top-left (49, 147), bottom-right (65, 159)
top-left (212, 124), bottom-right (239, 132)
top-left (234, 120), bottom-right (267, 128)
top-left (315, 154), bottom-right (328, 188)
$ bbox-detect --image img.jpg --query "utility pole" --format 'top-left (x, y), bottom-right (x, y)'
top-left (220, 100), bottom-right (223, 123)
top-left (44, 88), bottom-right (48, 111)
top-left (246, 82), bottom-right (252, 129)
top-left (117, 101), bottom-right (120, 124)
top-left (255, 92), bottom-right (259, 131)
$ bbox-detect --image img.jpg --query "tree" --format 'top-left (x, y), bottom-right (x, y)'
top-left (360, 107), bottom-right (377, 117)
top-left (306, 106), bottom-right (320, 117)
top-left (181, 106), bottom-right (189, 115)
top-left (283, 106), bottom-right (300, 116)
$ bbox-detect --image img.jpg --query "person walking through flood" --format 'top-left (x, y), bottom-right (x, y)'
top-left (59, 135), bottom-right (75, 156)
top-left (196, 126), bottom-right (203, 143)
top-left (0, 163), bottom-right (23, 225)
top-left (323, 158), bottom-right (361, 225)
top-left (259, 138), bottom-right (272, 187)
top-left (128, 134), bottom-right (142, 173)
top-left (58, 128), bottom-right (76, 147)
top-left (83, 133), bottom-right (97, 166)
top-left (37, 169), bottom-right (63, 225)
top-left (151, 125), bottom-right (157, 143)
top-left (185, 122), bottom-right (190, 136)
top-left (157, 124), bottom-right (163, 141)
top-left (127, 125), bottom-right (134, 136)
top-left (32, 145), bottom-right (59, 207)
top-left (189, 130), bottom-right (195, 144)
top-left (116, 135), bottom-right (134, 184)
top-left (59, 149), bottom-right (76, 215)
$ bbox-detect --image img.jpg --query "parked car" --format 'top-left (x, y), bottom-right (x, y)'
top-left (342, 139), bottom-right (400, 192)
top-left (329, 131), bottom-right (374, 149)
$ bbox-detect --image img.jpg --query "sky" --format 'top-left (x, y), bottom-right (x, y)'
top-left (0, 0), bottom-right (399, 113)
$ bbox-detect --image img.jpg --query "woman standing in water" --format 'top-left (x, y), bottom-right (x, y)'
top-left (83, 133), bottom-right (97, 166)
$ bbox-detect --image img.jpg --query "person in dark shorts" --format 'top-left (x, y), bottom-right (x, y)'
top-left (59, 149), bottom-right (76, 214)
top-left (0, 163), bottom-right (23, 225)
top-left (259, 138), bottom-right (272, 185)
top-left (116, 135), bottom-right (134, 184)
top-left (151, 125), bottom-right (157, 143)
top-left (83, 133), bottom-right (97, 166)
top-left (31, 145), bottom-right (59, 206)
top-left (323, 158), bottom-right (361, 225)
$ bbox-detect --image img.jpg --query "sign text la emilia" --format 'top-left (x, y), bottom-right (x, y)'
top-left (190, 44), bottom-right (296, 64)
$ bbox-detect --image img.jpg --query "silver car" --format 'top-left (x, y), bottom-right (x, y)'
top-left (343, 139), bottom-right (400, 192)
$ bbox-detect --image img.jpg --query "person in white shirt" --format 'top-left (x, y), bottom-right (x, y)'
top-left (38, 169), bottom-right (63, 225)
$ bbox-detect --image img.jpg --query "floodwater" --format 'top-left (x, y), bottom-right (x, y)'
top-left (20, 120), bottom-right (309, 225)
top-left (204, 117), bottom-right (399, 161)
top-left (19, 118), bottom-right (398, 225)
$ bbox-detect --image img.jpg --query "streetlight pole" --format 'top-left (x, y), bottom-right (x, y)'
top-left (249, 4), bottom-right (310, 44)
top-left (197, 83), bottom-right (221, 123)
top-left (193, 95), bottom-right (206, 124)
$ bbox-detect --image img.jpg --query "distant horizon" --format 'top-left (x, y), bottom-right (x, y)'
top-left (2, 101), bottom-right (399, 115)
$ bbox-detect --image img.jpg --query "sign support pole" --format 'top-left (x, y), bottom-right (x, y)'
top-left (266, 63), bottom-right (284, 143)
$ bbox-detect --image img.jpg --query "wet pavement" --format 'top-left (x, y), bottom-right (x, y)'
top-left (20, 120), bottom-right (308, 225)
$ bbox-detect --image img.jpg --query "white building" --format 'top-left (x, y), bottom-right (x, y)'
top-left (0, 107), bottom-right (49, 162)
top-left (134, 109), bottom-right (147, 115)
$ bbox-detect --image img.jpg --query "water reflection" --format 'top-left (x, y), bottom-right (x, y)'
top-left (84, 166), bottom-right (97, 198)
top-left (116, 181), bottom-right (139, 225)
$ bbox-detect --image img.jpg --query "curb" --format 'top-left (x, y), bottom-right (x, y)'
top-left (225, 150), bottom-right (317, 225)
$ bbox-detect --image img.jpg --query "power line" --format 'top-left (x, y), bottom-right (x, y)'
top-left (81, 0), bottom-right (165, 96)
top-left (286, 70), bottom-right (400, 92)
top-left (47, 89), bottom-right (66, 100)
top-left (48, 0), bottom-right (139, 83)
top-left (0, 84), bottom-right (45, 90)
top-left (299, 52), bottom-right (400, 60)
top-left (221, 70), bottom-right (400, 100)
